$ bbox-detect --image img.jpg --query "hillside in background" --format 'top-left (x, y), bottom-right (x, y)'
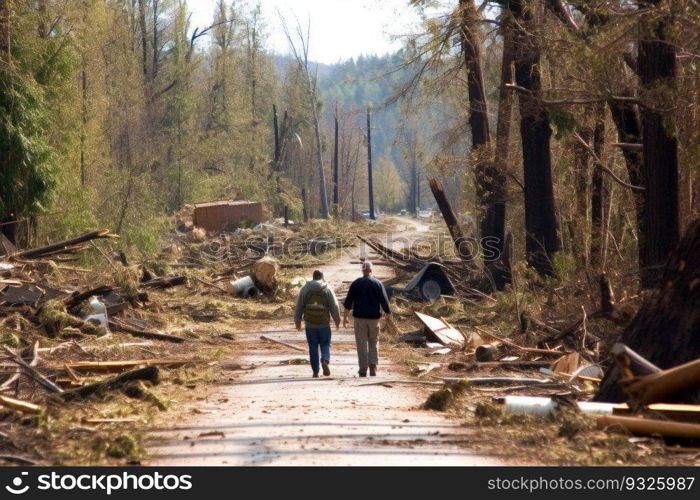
top-left (318, 53), bottom-right (407, 165)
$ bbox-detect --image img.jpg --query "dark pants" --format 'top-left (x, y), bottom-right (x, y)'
top-left (305, 326), bottom-right (331, 375)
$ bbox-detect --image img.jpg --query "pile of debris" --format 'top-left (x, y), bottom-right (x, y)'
top-left (0, 229), bottom-right (197, 413)
top-left (0, 221), bottom-right (287, 463)
top-left (392, 219), bottom-right (700, 448)
top-left (393, 308), bottom-right (700, 444)
top-left (357, 234), bottom-right (491, 301)
top-left (0, 205), bottom-right (356, 402)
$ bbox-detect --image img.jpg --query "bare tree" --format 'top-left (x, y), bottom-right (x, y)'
top-left (280, 14), bottom-right (329, 219)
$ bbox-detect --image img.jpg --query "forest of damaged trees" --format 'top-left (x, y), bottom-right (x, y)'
top-left (1, 0), bottom-right (699, 298)
top-left (0, 0), bottom-right (409, 253)
top-left (409, 0), bottom-right (697, 291)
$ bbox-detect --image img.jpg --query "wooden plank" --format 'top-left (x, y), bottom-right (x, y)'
top-left (613, 403), bottom-right (700, 423)
top-left (0, 395), bottom-right (43, 414)
top-left (415, 312), bottom-right (465, 347)
top-left (621, 358), bottom-right (700, 409)
top-left (551, 352), bottom-right (581, 374)
top-left (83, 417), bottom-right (140, 424)
top-left (597, 414), bottom-right (700, 439)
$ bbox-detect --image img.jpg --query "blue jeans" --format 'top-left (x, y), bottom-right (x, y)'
top-left (305, 326), bottom-right (331, 375)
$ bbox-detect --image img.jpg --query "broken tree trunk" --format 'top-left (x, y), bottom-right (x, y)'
top-left (12, 230), bottom-right (118, 260)
top-left (141, 275), bottom-right (187, 289)
top-left (61, 366), bottom-right (160, 402)
top-left (427, 177), bottom-right (476, 267)
top-left (596, 220), bottom-right (700, 402)
top-left (65, 359), bottom-right (202, 374)
top-left (475, 343), bottom-right (500, 362)
top-left (3, 346), bottom-right (63, 393)
top-left (108, 321), bottom-right (187, 343)
top-left (600, 273), bottom-right (615, 314)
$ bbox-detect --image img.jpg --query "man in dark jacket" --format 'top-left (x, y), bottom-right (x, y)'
top-left (343, 261), bottom-right (391, 377)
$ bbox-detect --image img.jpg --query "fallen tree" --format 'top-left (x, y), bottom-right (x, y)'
top-left (11, 230), bottom-right (118, 260)
top-left (60, 366), bottom-right (160, 402)
top-left (108, 321), bottom-right (188, 343)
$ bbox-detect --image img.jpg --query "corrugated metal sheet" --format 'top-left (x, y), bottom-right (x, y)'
top-left (193, 200), bottom-right (263, 233)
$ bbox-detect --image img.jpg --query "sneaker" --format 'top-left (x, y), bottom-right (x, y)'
top-left (321, 360), bottom-right (331, 376)
top-left (369, 364), bottom-right (377, 377)
top-left (358, 370), bottom-right (367, 377)
top-left (312, 373), bottom-right (319, 378)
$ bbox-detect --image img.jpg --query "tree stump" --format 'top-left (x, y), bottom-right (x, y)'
top-left (252, 257), bottom-right (279, 293)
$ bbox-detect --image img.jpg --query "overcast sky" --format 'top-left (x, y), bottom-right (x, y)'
top-left (186, 0), bottom-right (423, 64)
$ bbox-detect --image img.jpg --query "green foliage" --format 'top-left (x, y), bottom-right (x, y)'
top-left (41, 182), bottom-right (97, 243)
top-left (552, 252), bottom-right (577, 281)
top-left (374, 156), bottom-right (407, 212)
top-left (118, 216), bottom-right (170, 257)
top-left (0, 69), bottom-right (57, 222)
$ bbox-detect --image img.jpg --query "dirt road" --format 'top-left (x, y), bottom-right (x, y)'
top-left (146, 219), bottom-right (497, 466)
